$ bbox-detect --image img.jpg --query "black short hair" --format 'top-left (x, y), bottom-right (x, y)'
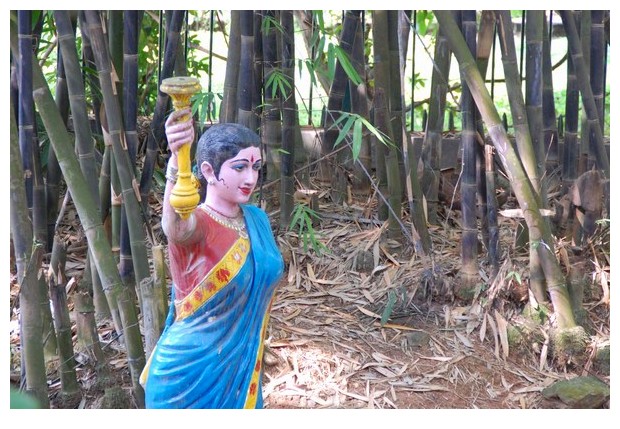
top-left (194, 123), bottom-right (261, 200)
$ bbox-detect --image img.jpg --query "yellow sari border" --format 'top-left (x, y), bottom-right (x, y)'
top-left (174, 236), bottom-right (250, 321)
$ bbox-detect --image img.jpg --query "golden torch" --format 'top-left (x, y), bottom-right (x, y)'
top-left (160, 76), bottom-right (202, 220)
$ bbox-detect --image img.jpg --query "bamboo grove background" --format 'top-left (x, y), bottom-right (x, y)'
top-left (9, 10), bottom-right (610, 408)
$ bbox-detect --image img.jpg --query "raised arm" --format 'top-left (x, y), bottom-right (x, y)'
top-left (162, 107), bottom-right (197, 242)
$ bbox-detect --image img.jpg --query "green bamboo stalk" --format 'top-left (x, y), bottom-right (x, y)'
top-left (74, 253), bottom-right (111, 382)
top-left (560, 10), bottom-right (609, 178)
top-left (13, 16), bottom-right (146, 406)
top-left (20, 243), bottom-right (50, 408)
top-left (58, 11), bottom-right (112, 324)
top-left (459, 10), bottom-right (479, 287)
top-left (541, 12), bottom-right (559, 173)
top-left (497, 11), bottom-right (546, 303)
top-left (262, 10), bottom-right (283, 182)
top-left (83, 11), bottom-right (153, 405)
top-left (420, 11), bottom-right (452, 225)
top-left (237, 10), bottom-right (258, 131)
top-left (279, 10), bottom-right (297, 229)
top-left (48, 237), bottom-right (81, 401)
top-left (434, 10), bottom-right (578, 331)
top-left (220, 10), bottom-right (241, 123)
top-left (47, 46), bottom-right (68, 249)
top-left (17, 10), bottom-right (33, 211)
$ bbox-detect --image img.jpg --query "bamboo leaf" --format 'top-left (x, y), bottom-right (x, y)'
top-left (352, 118), bottom-right (362, 160)
top-left (334, 45), bottom-right (362, 85)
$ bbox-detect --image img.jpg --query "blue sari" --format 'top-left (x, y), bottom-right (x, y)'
top-left (142, 205), bottom-right (284, 408)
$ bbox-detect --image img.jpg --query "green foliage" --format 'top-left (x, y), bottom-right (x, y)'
top-left (191, 91), bottom-right (221, 126)
top-left (414, 11), bottom-right (436, 37)
top-left (288, 203), bottom-right (327, 255)
top-left (330, 111), bottom-right (394, 160)
top-left (265, 69), bottom-right (293, 99)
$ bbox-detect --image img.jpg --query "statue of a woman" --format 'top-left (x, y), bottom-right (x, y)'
top-left (141, 109), bottom-right (284, 408)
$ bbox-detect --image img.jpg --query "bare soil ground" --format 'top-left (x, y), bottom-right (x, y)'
top-left (9, 187), bottom-right (610, 411)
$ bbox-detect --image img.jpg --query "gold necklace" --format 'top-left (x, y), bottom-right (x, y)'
top-left (203, 204), bottom-right (248, 238)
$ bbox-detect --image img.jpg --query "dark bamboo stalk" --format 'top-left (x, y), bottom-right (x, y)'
top-left (140, 10), bottom-right (185, 211)
top-left (485, 145), bottom-right (499, 278)
top-left (459, 10), bottom-right (479, 287)
top-left (387, 10), bottom-right (406, 199)
top-left (563, 41), bottom-right (579, 185)
top-left (220, 10), bottom-right (241, 123)
top-left (10, 97), bottom-right (33, 284)
top-left (261, 10), bottom-right (283, 182)
top-left (371, 11), bottom-right (392, 222)
top-left (237, 10), bottom-right (258, 131)
top-left (589, 10), bottom-right (607, 162)
top-left (253, 11), bottom-right (264, 133)
top-left (560, 11), bottom-right (609, 178)
top-left (18, 10), bottom-right (33, 210)
top-left (578, 10), bottom-right (591, 171)
top-left (279, 10), bottom-right (297, 229)
top-left (329, 10), bottom-right (361, 202)
top-left (525, 11), bottom-right (546, 198)
top-left (420, 10), bottom-right (452, 225)
top-left (541, 12), bottom-right (559, 173)
top-left (349, 11), bottom-right (372, 195)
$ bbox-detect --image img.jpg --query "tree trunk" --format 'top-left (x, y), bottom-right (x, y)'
top-left (541, 12), bottom-right (560, 174)
top-left (237, 10), bottom-right (258, 131)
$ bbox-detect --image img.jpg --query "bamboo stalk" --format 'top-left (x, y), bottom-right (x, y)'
top-left (560, 11), bottom-right (609, 178)
top-left (48, 237), bottom-right (81, 400)
top-left (20, 244), bottom-right (50, 408)
top-left (279, 10), bottom-right (297, 229)
top-left (434, 10), bottom-right (577, 330)
top-left (262, 10), bottom-right (283, 182)
top-left (237, 10), bottom-right (258, 131)
top-left (220, 10), bottom-right (240, 123)
top-left (348, 11), bottom-right (372, 195)
top-left (420, 11), bottom-right (452, 225)
top-left (10, 99), bottom-right (33, 284)
top-left (139, 10), bottom-right (185, 211)
top-left (459, 10), bottom-right (479, 286)
top-left (541, 12), bottom-right (559, 173)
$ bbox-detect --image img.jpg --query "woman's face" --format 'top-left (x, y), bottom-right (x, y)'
top-left (208, 146), bottom-right (262, 206)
